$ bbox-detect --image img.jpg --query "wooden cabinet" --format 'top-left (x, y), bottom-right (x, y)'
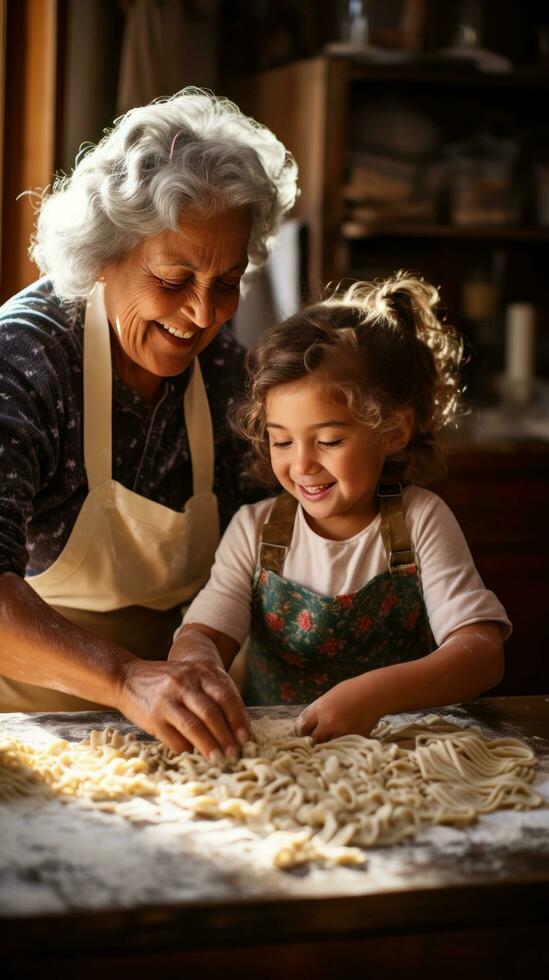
top-left (434, 445), bottom-right (549, 696)
top-left (231, 56), bottom-right (549, 327)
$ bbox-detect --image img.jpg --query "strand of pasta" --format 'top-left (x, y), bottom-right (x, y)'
top-left (0, 715), bottom-right (543, 868)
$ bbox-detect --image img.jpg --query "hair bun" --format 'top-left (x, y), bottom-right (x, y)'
top-left (373, 272), bottom-right (440, 338)
top-left (327, 272), bottom-right (439, 337)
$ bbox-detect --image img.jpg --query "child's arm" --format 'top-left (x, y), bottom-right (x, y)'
top-left (298, 621), bottom-right (504, 741)
top-left (167, 498), bottom-right (263, 672)
top-left (169, 622), bottom-right (240, 672)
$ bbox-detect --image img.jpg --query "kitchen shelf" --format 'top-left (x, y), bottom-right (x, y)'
top-left (342, 60), bottom-right (549, 90)
top-left (231, 55), bottom-right (549, 296)
top-left (341, 222), bottom-right (549, 242)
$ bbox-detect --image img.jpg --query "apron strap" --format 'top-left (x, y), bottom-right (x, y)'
top-left (184, 358), bottom-right (215, 495)
top-left (259, 493), bottom-right (298, 575)
top-left (83, 282), bottom-right (113, 489)
top-left (83, 283), bottom-right (215, 496)
top-left (259, 486), bottom-right (414, 576)
top-left (378, 481), bottom-right (416, 573)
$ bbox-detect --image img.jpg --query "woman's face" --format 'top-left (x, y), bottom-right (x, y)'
top-left (102, 208), bottom-right (250, 399)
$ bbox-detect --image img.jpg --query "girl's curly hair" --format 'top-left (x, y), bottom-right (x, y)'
top-left (233, 271), bottom-right (465, 488)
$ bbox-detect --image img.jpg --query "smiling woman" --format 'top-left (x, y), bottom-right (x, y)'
top-left (102, 208), bottom-right (251, 402)
top-left (0, 88), bottom-right (298, 761)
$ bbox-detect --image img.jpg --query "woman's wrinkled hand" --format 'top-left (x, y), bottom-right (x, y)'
top-left (296, 674), bottom-right (382, 743)
top-left (116, 641), bottom-right (249, 762)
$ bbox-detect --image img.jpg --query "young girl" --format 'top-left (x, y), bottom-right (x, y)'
top-left (171, 272), bottom-right (510, 748)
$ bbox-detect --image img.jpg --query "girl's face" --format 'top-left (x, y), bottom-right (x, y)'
top-left (102, 207), bottom-right (250, 401)
top-left (266, 377), bottom-right (410, 541)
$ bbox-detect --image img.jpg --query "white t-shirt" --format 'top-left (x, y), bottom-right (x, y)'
top-left (181, 486), bottom-right (511, 647)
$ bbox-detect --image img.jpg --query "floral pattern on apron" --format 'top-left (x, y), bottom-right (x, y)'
top-left (242, 489), bottom-right (436, 706)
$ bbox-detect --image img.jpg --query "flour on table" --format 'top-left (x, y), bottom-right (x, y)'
top-left (0, 714), bottom-right (542, 869)
top-left (250, 717), bottom-right (297, 743)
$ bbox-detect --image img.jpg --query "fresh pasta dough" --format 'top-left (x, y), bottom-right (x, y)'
top-left (0, 715), bottom-right (542, 868)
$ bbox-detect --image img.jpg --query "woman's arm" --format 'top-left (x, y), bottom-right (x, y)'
top-left (163, 623), bottom-right (247, 757)
top-left (0, 572), bottom-right (134, 702)
top-left (298, 622), bottom-right (504, 741)
top-left (0, 572), bottom-right (249, 761)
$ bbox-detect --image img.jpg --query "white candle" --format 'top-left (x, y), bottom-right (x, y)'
top-left (504, 303), bottom-right (536, 404)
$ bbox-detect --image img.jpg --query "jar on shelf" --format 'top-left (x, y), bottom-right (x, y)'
top-left (445, 135), bottom-right (521, 226)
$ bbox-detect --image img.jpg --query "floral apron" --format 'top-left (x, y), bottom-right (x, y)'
top-left (242, 485), bottom-right (436, 706)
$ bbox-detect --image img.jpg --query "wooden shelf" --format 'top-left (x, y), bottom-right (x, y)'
top-left (337, 58), bottom-right (549, 90)
top-left (230, 55), bottom-right (549, 292)
top-left (341, 221), bottom-right (549, 242)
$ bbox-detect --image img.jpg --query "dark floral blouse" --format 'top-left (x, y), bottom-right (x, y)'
top-left (0, 278), bottom-right (256, 578)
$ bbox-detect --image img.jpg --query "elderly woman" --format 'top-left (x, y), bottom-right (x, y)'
top-left (0, 89), bottom-right (298, 761)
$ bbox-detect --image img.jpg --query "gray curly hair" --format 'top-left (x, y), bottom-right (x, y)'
top-left (30, 88), bottom-right (299, 299)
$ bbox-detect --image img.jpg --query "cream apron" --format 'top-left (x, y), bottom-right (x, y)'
top-left (0, 283), bottom-right (220, 711)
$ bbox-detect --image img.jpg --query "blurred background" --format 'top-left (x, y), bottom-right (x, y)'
top-left (1, 0), bottom-right (548, 695)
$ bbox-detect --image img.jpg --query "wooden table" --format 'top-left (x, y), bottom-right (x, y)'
top-left (1, 696), bottom-right (548, 979)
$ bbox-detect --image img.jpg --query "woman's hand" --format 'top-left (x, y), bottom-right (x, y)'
top-left (297, 674), bottom-right (382, 743)
top-left (117, 629), bottom-right (249, 762)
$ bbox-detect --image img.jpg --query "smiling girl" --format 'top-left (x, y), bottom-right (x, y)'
top-left (171, 272), bottom-right (510, 742)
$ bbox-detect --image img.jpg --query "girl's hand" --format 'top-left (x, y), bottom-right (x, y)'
top-left (297, 623), bottom-right (505, 744)
top-left (297, 675), bottom-right (382, 743)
